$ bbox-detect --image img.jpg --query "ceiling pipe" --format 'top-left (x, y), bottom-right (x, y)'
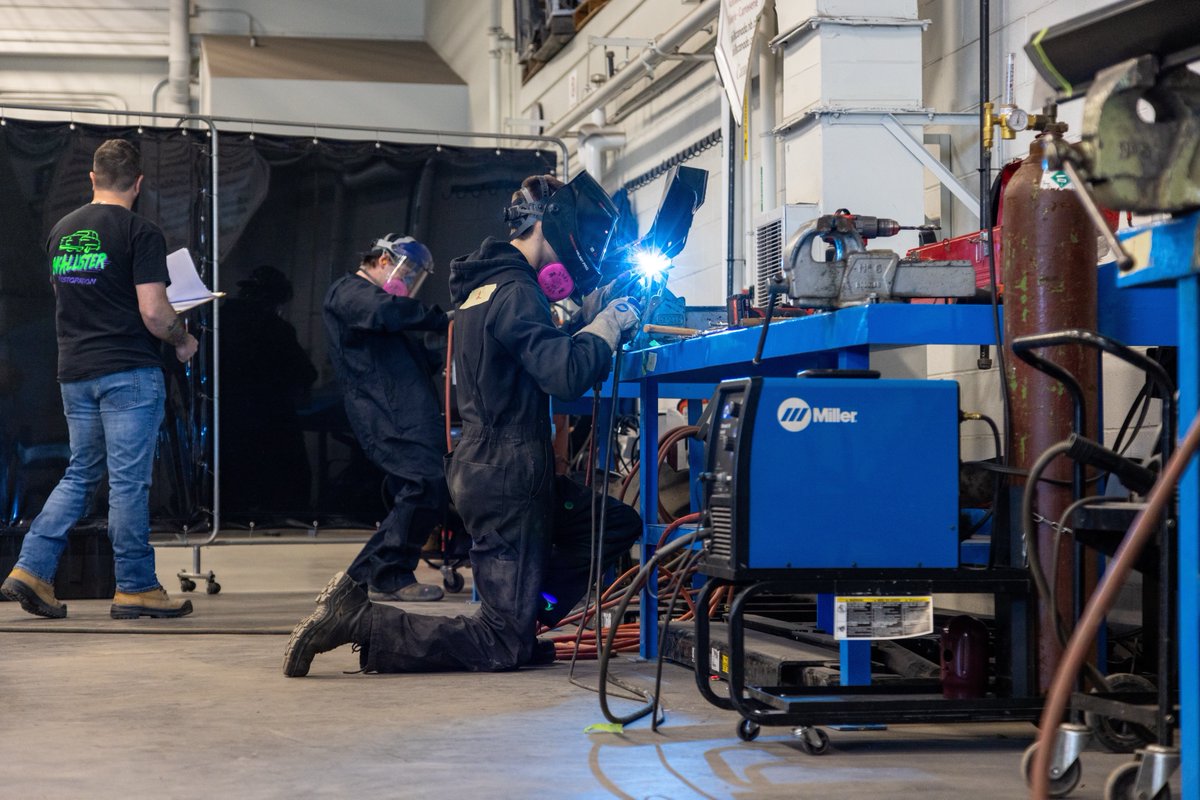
top-left (543, 0), bottom-right (719, 139)
top-left (168, 0), bottom-right (190, 113)
top-left (578, 108), bottom-right (625, 179)
top-left (489, 0), bottom-right (503, 133)
top-left (758, 6), bottom-right (778, 214)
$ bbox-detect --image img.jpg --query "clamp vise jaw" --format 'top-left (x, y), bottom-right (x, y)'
top-left (1078, 55), bottom-right (1200, 213)
top-left (780, 215), bottom-right (978, 309)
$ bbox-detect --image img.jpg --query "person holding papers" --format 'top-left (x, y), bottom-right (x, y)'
top-left (1, 139), bottom-right (198, 620)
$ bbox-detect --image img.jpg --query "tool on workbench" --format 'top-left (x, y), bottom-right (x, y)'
top-left (781, 214), bottom-right (977, 310)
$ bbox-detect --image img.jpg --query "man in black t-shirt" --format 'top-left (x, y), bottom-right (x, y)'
top-left (1, 139), bottom-right (199, 620)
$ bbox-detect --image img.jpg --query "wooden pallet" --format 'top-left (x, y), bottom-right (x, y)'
top-left (573, 0), bottom-right (610, 31)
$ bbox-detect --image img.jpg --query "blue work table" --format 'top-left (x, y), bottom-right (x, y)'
top-left (617, 268), bottom-right (1176, 668)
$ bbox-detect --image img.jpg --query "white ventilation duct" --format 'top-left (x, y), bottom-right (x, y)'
top-left (168, 0), bottom-right (190, 113)
top-left (578, 110), bottom-right (625, 179)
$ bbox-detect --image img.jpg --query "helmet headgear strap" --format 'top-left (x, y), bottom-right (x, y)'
top-left (503, 175), bottom-right (552, 238)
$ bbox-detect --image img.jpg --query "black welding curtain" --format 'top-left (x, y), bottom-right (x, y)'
top-left (0, 118), bottom-right (555, 532)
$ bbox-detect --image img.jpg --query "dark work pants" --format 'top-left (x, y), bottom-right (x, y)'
top-left (364, 426), bottom-right (642, 673)
top-left (538, 475), bottom-right (642, 628)
top-left (346, 424), bottom-right (447, 594)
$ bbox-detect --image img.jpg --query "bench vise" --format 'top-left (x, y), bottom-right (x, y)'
top-left (779, 215), bottom-right (978, 309)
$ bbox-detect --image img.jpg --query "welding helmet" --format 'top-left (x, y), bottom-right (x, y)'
top-left (504, 171), bottom-right (619, 297)
top-left (372, 234), bottom-right (433, 297)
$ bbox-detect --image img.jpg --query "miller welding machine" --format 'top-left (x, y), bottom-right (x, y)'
top-left (690, 373), bottom-right (1043, 750)
top-left (700, 374), bottom-right (961, 578)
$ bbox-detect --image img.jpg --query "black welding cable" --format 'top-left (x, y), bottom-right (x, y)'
top-left (752, 283), bottom-right (778, 366)
top-left (598, 528), bottom-right (711, 726)
top-left (650, 545), bottom-right (706, 732)
top-left (1050, 495), bottom-right (1113, 648)
top-left (1021, 441), bottom-right (1109, 690)
top-left (567, 367), bottom-right (621, 685)
top-left (1112, 380), bottom-right (1151, 457)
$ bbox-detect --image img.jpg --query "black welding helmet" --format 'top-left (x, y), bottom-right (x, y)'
top-left (505, 171), bottom-right (619, 296)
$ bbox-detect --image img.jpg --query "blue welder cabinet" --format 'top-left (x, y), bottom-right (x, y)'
top-left (701, 376), bottom-right (959, 579)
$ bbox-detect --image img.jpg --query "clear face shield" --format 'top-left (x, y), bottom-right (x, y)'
top-left (375, 236), bottom-right (433, 298)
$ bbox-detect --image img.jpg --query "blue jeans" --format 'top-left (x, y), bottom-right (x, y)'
top-left (16, 367), bottom-right (165, 593)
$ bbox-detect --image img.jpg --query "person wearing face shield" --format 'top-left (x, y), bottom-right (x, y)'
top-left (284, 173), bottom-right (643, 676)
top-left (320, 234), bottom-right (449, 603)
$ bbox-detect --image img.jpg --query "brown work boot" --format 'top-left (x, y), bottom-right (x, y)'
top-left (110, 586), bottom-right (193, 619)
top-left (1, 567), bottom-right (67, 618)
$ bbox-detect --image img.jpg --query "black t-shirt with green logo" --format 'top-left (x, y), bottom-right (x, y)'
top-left (46, 203), bottom-right (170, 382)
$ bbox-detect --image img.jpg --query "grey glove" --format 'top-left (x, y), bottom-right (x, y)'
top-left (576, 296), bottom-right (641, 351)
top-left (579, 281), bottom-right (616, 325)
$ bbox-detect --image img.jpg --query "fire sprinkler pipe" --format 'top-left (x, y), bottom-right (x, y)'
top-left (543, 0), bottom-right (719, 139)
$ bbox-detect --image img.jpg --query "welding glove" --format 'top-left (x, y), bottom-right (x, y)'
top-left (579, 281), bottom-right (616, 325)
top-left (579, 271), bottom-right (635, 325)
top-left (576, 296), bottom-right (641, 351)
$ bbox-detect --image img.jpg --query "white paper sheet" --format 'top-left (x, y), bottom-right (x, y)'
top-left (166, 248), bottom-right (223, 312)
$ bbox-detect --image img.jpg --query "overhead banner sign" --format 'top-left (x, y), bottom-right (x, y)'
top-left (714, 0), bottom-right (767, 123)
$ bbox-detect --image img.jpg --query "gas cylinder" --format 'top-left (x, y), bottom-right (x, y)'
top-left (1000, 128), bottom-right (1099, 690)
top-left (941, 615), bottom-right (990, 699)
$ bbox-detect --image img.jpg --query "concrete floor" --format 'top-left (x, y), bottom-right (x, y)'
top-left (0, 542), bottom-right (1176, 799)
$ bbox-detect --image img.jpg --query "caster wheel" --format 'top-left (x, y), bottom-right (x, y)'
top-left (179, 578), bottom-right (196, 593)
top-left (1104, 760), bottom-right (1171, 800)
top-left (206, 581), bottom-right (221, 595)
top-left (1022, 742), bottom-right (1082, 798)
top-left (1087, 673), bottom-right (1156, 753)
top-left (793, 727), bottom-right (830, 756)
top-left (736, 719), bottom-right (760, 742)
top-left (442, 570), bottom-right (465, 593)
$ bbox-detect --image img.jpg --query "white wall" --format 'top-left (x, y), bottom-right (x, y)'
top-left (202, 78), bottom-right (469, 133)
top-left (0, 0), bottom-right (426, 116)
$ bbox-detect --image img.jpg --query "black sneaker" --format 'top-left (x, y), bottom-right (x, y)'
top-left (282, 572), bottom-right (371, 678)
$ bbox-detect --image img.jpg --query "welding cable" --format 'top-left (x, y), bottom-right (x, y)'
top-left (568, 347), bottom-right (628, 687)
top-left (651, 545), bottom-right (708, 731)
top-left (1049, 495), bottom-right (1114, 650)
top-left (618, 426), bottom-right (701, 519)
top-left (1112, 380), bottom-right (1152, 458)
top-left (961, 412), bottom-right (1005, 558)
top-left (1031, 410), bottom-right (1200, 800)
top-left (444, 320), bottom-right (455, 452)
top-left (751, 284), bottom-right (779, 366)
top-left (1020, 441), bottom-right (1109, 691)
top-left (597, 527), bottom-right (711, 726)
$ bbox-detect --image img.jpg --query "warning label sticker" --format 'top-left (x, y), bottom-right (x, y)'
top-left (834, 596), bottom-right (934, 640)
top-left (1039, 170), bottom-right (1073, 191)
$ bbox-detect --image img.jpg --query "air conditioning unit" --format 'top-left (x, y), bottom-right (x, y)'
top-left (753, 203), bottom-right (817, 307)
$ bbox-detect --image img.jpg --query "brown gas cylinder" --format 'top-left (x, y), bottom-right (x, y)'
top-left (1000, 130), bottom-right (1099, 691)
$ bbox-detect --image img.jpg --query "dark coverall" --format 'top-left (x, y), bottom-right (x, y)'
top-left (323, 273), bottom-right (449, 594)
top-left (363, 238), bottom-right (641, 672)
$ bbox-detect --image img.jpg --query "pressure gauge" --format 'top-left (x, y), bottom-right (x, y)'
top-left (1007, 107), bottom-right (1030, 132)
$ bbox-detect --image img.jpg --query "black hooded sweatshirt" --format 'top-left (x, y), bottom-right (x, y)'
top-left (448, 237), bottom-right (613, 433)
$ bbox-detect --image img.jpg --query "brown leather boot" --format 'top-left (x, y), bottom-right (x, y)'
top-left (110, 586), bottom-right (193, 619)
top-left (1, 567), bottom-right (67, 618)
